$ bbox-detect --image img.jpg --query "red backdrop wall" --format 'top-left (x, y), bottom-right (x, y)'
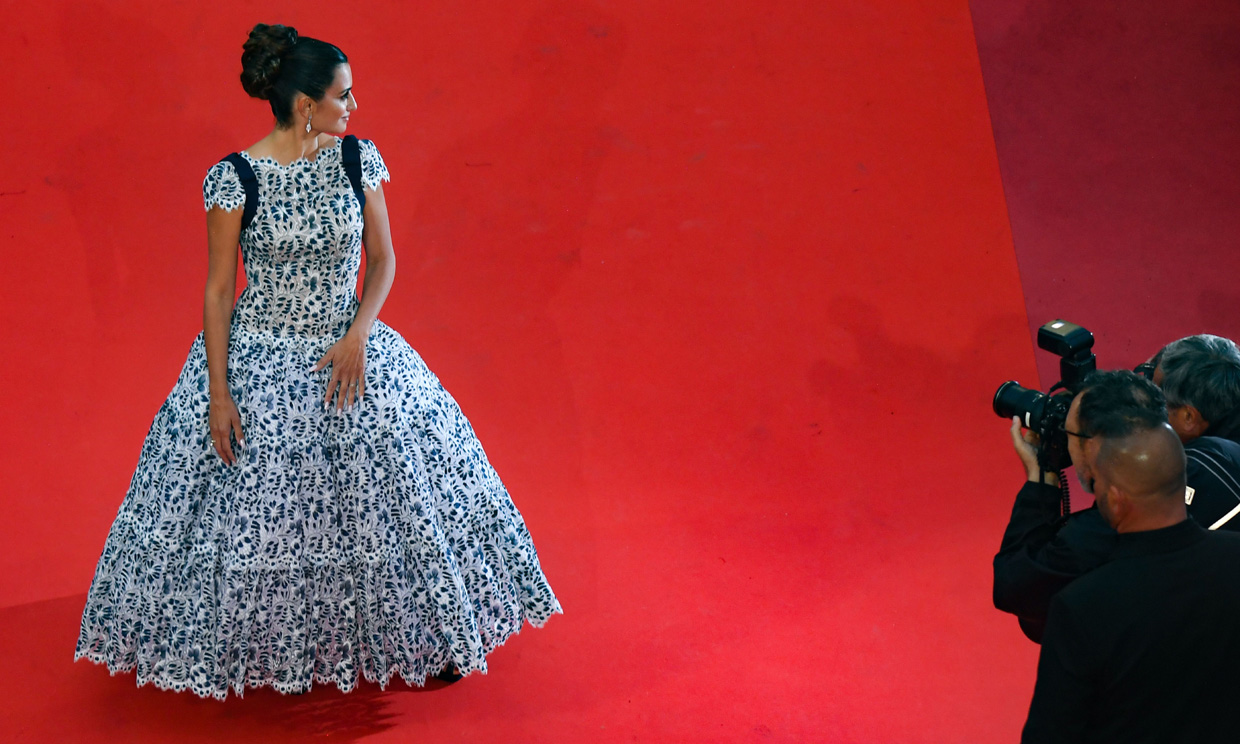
top-left (972, 0), bottom-right (1240, 385)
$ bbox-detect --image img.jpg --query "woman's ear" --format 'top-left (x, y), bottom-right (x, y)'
top-left (292, 93), bottom-right (313, 121)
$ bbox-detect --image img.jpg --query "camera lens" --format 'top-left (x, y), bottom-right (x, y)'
top-left (994, 381), bottom-right (1049, 430)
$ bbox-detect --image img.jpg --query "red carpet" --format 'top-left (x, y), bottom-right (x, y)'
top-left (10, 0), bottom-right (1224, 741)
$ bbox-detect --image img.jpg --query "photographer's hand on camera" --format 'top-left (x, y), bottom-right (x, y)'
top-left (1010, 416), bottom-right (1059, 487)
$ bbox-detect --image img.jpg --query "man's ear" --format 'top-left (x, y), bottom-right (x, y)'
top-left (1107, 484), bottom-right (1132, 524)
top-left (1181, 405), bottom-right (1211, 437)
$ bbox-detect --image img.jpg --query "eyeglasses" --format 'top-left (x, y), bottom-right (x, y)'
top-left (1060, 426), bottom-right (1093, 439)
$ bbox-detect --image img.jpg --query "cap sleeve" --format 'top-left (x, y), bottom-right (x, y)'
top-left (203, 160), bottom-right (246, 212)
top-left (358, 139), bottom-right (391, 191)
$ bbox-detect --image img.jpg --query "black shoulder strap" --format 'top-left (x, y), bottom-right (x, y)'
top-left (341, 135), bottom-right (366, 210)
top-left (221, 153), bottom-right (258, 232)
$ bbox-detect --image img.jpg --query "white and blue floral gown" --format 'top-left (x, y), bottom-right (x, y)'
top-left (74, 138), bottom-right (562, 699)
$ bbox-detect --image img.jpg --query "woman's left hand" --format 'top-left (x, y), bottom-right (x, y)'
top-left (313, 329), bottom-right (367, 411)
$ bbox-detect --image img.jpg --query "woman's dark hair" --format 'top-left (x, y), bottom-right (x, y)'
top-left (240, 23), bottom-right (348, 128)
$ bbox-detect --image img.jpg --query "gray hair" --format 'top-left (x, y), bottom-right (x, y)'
top-left (1158, 334), bottom-right (1240, 441)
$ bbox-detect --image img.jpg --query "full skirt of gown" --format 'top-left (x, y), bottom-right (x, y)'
top-left (75, 318), bottom-right (562, 699)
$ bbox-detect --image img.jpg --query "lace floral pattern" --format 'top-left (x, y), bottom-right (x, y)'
top-left (75, 137), bottom-right (561, 700)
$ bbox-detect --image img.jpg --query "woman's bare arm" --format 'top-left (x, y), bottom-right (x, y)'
top-left (313, 182), bottom-right (396, 411)
top-left (353, 182), bottom-right (397, 336)
top-left (204, 206), bottom-right (245, 463)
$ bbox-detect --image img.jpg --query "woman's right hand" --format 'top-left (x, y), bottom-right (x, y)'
top-left (209, 394), bottom-right (246, 466)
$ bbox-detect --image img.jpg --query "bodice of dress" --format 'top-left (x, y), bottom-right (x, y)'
top-left (202, 138), bottom-right (390, 339)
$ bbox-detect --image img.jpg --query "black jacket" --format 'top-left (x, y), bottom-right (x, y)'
top-left (1022, 520), bottom-right (1240, 743)
top-left (993, 482), bottom-right (1113, 642)
top-left (1184, 435), bottom-right (1240, 530)
top-left (994, 437), bottom-right (1240, 642)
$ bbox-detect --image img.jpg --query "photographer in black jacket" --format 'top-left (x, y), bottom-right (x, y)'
top-left (994, 371), bottom-right (1151, 642)
top-left (994, 362), bottom-right (1240, 642)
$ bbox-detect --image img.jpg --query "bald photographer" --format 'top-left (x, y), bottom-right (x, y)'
top-left (1018, 401), bottom-right (1240, 743)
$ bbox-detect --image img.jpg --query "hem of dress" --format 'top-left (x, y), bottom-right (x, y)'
top-left (73, 607), bottom-right (562, 702)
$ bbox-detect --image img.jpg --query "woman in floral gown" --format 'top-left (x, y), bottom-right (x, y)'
top-left (74, 22), bottom-right (561, 700)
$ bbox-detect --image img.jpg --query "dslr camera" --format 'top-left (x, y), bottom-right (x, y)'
top-left (993, 320), bottom-right (1097, 473)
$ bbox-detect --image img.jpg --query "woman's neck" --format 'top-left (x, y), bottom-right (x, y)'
top-left (252, 127), bottom-right (327, 165)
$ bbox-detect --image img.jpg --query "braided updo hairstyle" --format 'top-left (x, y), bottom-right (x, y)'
top-left (240, 23), bottom-right (348, 128)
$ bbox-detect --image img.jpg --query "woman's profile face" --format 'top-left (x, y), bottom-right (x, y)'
top-left (310, 63), bottom-right (357, 134)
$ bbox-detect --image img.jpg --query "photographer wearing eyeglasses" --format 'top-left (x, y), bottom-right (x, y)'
top-left (995, 371), bottom-right (1155, 641)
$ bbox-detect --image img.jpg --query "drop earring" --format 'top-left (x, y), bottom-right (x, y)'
top-left (305, 112), bottom-right (313, 134)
